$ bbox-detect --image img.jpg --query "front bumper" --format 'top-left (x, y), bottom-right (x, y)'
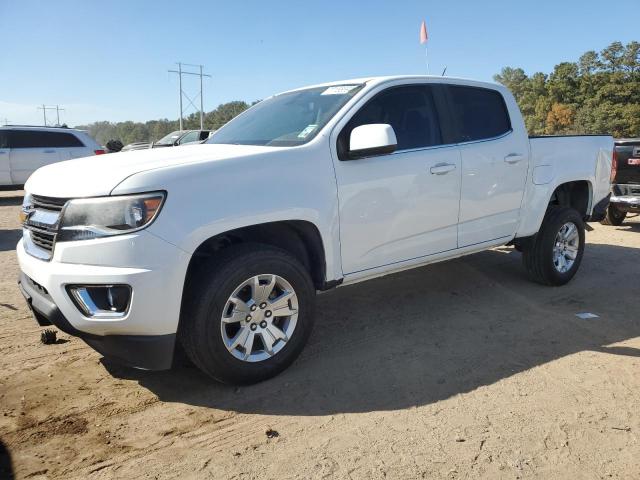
top-left (19, 272), bottom-right (175, 370)
top-left (16, 230), bottom-right (191, 370)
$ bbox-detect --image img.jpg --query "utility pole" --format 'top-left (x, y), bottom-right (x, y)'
top-left (168, 62), bottom-right (211, 131)
top-left (39, 104), bottom-right (47, 125)
top-left (37, 105), bottom-right (65, 126)
top-left (199, 65), bottom-right (204, 130)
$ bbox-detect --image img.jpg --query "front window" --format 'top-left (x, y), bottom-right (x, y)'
top-left (208, 84), bottom-right (364, 147)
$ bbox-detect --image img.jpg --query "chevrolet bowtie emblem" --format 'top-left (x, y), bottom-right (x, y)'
top-left (19, 206), bottom-right (34, 224)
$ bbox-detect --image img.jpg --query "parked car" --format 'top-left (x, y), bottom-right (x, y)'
top-left (121, 142), bottom-right (151, 152)
top-left (0, 125), bottom-right (104, 186)
top-left (601, 138), bottom-right (640, 225)
top-left (17, 76), bottom-right (612, 385)
top-left (152, 130), bottom-right (211, 148)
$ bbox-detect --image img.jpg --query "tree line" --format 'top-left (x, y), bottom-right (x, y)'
top-left (77, 101), bottom-right (253, 145)
top-left (494, 41), bottom-right (639, 137)
top-left (78, 41), bottom-right (639, 145)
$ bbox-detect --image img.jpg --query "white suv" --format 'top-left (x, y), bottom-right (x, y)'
top-left (0, 126), bottom-right (104, 186)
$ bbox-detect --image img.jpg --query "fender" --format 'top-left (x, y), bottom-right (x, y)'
top-left (112, 143), bottom-right (344, 283)
top-left (516, 175), bottom-right (593, 238)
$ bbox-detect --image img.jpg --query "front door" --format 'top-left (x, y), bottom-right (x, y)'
top-left (0, 131), bottom-right (10, 185)
top-left (332, 84), bottom-right (461, 275)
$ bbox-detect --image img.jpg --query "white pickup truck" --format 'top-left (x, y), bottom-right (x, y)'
top-left (17, 76), bottom-right (613, 384)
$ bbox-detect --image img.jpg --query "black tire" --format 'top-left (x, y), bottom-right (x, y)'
top-left (180, 244), bottom-right (316, 385)
top-left (522, 206), bottom-right (585, 286)
top-left (600, 205), bottom-right (626, 226)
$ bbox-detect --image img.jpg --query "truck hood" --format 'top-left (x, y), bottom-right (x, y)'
top-left (25, 144), bottom-right (277, 197)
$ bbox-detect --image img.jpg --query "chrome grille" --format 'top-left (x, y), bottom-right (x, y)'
top-left (23, 194), bottom-right (69, 260)
top-left (31, 194), bottom-right (69, 212)
top-left (28, 227), bottom-right (56, 252)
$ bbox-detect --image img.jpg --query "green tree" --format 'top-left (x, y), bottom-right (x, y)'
top-left (77, 101), bottom-right (252, 145)
top-left (494, 41), bottom-right (640, 137)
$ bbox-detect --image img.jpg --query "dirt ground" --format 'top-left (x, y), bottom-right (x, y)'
top-left (1, 188), bottom-right (640, 480)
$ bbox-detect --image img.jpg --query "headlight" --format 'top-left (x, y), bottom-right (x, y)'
top-left (19, 193), bottom-right (33, 223)
top-left (58, 192), bottom-right (166, 241)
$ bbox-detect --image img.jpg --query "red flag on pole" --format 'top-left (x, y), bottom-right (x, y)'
top-left (419, 20), bottom-right (428, 44)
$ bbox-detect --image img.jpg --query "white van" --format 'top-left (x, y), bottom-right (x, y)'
top-left (0, 126), bottom-right (104, 186)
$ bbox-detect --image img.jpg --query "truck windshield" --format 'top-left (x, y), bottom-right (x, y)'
top-left (208, 84), bottom-right (364, 147)
top-left (156, 131), bottom-right (184, 145)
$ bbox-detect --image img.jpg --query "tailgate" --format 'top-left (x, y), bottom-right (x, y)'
top-left (614, 141), bottom-right (640, 185)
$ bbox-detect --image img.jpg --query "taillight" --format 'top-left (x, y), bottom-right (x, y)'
top-left (610, 149), bottom-right (618, 183)
top-left (94, 149), bottom-right (106, 155)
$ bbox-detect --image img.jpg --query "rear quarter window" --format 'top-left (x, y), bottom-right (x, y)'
top-left (447, 86), bottom-right (511, 142)
top-left (9, 130), bottom-right (85, 148)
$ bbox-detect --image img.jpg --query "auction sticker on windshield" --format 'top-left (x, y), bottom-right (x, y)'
top-left (321, 85), bottom-right (359, 95)
top-left (298, 125), bottom-right (318, 138)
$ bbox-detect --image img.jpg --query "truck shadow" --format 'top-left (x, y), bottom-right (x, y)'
top-left (0, 194), bottom-right (23, 207)
top-left (0, 230), bottom-right (21, 252)
top-left (105, 241), bottom-right (640, 416)
top-left (0, 439), bottom-right (14, 480)
top-left (613, 222), bottom-right (640, 233)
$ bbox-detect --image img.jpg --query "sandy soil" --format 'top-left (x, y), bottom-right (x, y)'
top-left (1, 187), bottom-right (640, 479)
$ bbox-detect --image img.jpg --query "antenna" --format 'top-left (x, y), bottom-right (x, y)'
top-left (441, 67), bottom-right (447, 76)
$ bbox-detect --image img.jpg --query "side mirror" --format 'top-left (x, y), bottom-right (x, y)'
top-left (348, 124), bottom-right (397, 159)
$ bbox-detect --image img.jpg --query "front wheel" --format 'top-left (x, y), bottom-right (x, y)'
top-left (180, 244), bottom-right (316, 385)
top-left (600, 205), bottom-right (626, 226)
top-left (522, 206), bottom-right (585, 286)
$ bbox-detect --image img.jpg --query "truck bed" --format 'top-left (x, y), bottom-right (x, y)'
top-left (528, 134), bottom-right (613, 218)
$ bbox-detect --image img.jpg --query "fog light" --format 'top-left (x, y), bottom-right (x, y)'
top-left (67, 285), bottom-right (131, 318)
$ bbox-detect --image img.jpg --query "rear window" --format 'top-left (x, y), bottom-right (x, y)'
top-left (8, 130), bottom-right (84, 148)
top-left (447, 86), bottom-right (511, 142)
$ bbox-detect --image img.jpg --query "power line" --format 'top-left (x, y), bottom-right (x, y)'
top-left (37, 105), bottom-right (65, 126)
top-left (168, 62), bottom-right (211, 130)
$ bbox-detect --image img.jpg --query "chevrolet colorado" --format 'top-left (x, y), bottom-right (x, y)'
top-left (17, 76), bottom-right (613, 384)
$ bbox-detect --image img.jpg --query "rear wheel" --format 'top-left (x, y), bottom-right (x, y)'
top-left (180, 244), bottom-right (316, 384)
top-left (522, 206), bottom-right (585, 286)
top-left (600, 205), bottom-right (626, 226)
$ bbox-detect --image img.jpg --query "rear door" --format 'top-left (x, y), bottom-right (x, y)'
top-left (0, 131), bottom-right (10, 185)
top-left (52, 131), bottom-right (88, 159)
top-left (8, 130), bottom-right (62, 184)
top-left (446, 85), bottom-right (529, 247)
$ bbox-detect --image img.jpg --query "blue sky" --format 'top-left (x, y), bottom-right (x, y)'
top-left (1, 0), bottom-right (637, 126)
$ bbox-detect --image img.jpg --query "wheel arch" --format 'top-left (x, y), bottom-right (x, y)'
top-left (547, 180), bottom-right (592, 219)
top-left (182, 220), bottom-right (332, 294)
top-left (516, 178), bottom-right (594, 239)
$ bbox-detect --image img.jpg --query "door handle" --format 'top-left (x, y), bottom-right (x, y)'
top-left (43, 149), bottom-right (55, 153)
top-left (430, 163), bottom-right (456, 175)
top-left (504, 153), bottom-right (525, 164)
